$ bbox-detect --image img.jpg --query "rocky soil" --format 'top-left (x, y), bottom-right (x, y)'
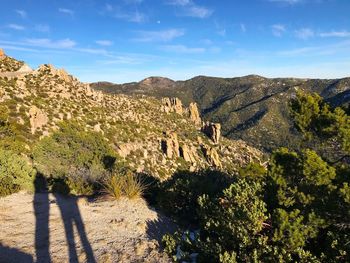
top-left (0, 192), bottom-right (174, 263)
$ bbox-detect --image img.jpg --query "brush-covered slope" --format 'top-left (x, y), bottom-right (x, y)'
top-left (0, 52), bottom-right (262, 179)
top-left (92, 75), bottom-right (350, 151)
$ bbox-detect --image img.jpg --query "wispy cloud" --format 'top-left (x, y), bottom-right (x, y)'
top-left (15, 10), bottom-right (27, 19)
top-left (240, 23), bottom-right (246, 33)
top-left (160, 44), bottom-right (205, 53)
top-left (7, 24), bottom-right (25, 30)
top-left (34, 24), bottom-right (50, 33)
top-left (95, 40), bottom-right (114, 46)
top-left (25, 38), bottom-right (76, 49)
top-left (271, 24), bottom-right (286, 37)
top-left (320, 31), bottom-right (350, 38)
top-left (167, 0), bottom-right (213, 18)
top-left (59, 8), bottom-right (74, 16)
top-left (277, 40), bottom-right (350, 56)
top-left (217, 29), bottom-right (226, 37)
top-left (133, 29), bottom-right (185, 42)
top-left (268, 0), bottom-right (302, 4)
top-left (124, 0), bottom-right (143, 3)
top-left (115, 10), bottom-right (147, 23)
top-left (295, 28), bottom-right (314, 39)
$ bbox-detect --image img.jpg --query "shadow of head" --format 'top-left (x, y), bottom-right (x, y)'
top-left (0, 244), bottom-right (34, 263)
top-left (33, 173), bottom-right (48, 193)
top-left (145, 215), bottom-right (177, 243)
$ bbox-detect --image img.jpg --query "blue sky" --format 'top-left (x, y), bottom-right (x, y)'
top-left (0, 0), bottom-right (349, 83)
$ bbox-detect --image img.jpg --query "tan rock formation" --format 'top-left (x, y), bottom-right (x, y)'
top-left (0, 48), bottom-right (5, 58)
top-left (179, 144), bottom-right (197, 163)
top-left (161, 97), bottom-right (183, 114)
top-left (29, 106), bottom-right (48, 134)
top-left (188, 102), bottom-right (201, 125)
top-left (37, 64), bottom-right (72, 82)
top-left (201, 144), bottom-right (222, 168)
top-left (161, 131), bottom-right (180, 158)
top-left (202, 122), bottom-right (221, 144)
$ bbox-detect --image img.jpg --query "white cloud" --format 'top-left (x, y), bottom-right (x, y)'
top-left (7, 24), bottom-right (25, 30)
top-left (124, 0), bottom-right (143, 3)
top-left (240, 23), bottom-right (246, 33)
top-left (95, 40), bottom-right (114, 46)
top-left (268, 0), bottom-right (302, 4)
top-left (295, 28), bottom-right (314, 39)
top-left (15, 10), bottom-right (27, 19)
top-left (59, 8), bottom-right (74, 16)
top-left (184, 6), bottom-right (213, 18)
top-left (133, 29), bottom-right (185, 42)
top-left (319, 31), bottom-right (350, 38)
top-left (114, 10), bottom-right (147, 23)
top-left (75, 48), bottom-right (108, 55)
top-left (160, 44), bottom-right (205, 53)
top-left (217, 29), bottom-right (226, 37)
top-left (167, 0), bottom-right (213, 18)
top-left (167, 0), bottom-right (191, 6)
top-left (105, 4), bottom-right (113, 12)
top-left (277, 40), bottom-right (350, 56)
top-left (271, 24), bottom-right (286, 37)
top-left (35, 24), bottom-right (50, 33)
top-left (25, 38), bottom-right (76, 49)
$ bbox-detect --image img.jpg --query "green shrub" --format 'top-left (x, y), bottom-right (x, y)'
top-left (157, 169), bottom-right (232, 225)
top-left (32, 121), bottom-right (117, 195)
top-left (0, 149), bottom-right (36, 196)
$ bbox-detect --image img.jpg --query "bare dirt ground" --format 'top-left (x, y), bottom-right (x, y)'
top-left (0, 192), bottom-right (175, 263)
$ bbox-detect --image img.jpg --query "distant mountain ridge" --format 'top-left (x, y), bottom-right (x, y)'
top-left (91, 75), bottom-right (350, 151)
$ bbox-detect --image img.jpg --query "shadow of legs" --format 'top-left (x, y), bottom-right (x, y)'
top-left (34, 174), bottom-right (51, 263)
top-left (54, 193), bottom-right (96, 263)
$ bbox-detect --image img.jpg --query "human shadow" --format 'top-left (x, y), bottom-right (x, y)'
top-left (0, 243), bottom-right (34, 263)
top-left (33, 173), bottom-right (51, 263)
top-left (53, 189), bottom-right (96, 263)
top-left (34, 176), bottom-right (96, 263)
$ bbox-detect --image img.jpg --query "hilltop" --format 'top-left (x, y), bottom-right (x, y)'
top-left (92, 75), bottom-right (350, 151)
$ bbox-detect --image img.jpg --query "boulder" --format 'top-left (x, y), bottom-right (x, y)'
top-left (201, 144), bottom-right (222, 168)
top-left (188, 102), bottom-right (201, 125)
top-left (0, 48), bottom-right (5, 58)
top-left (161, 97), bottom-right (183, 114)
top-left (179, 144), bottom-right (197, 163)
top-left (29, 106), bottom-right (48, 134)
top-left (161, 131), bottom-right (180, 158)
top-left (202, 122), bottom-right (221, 144)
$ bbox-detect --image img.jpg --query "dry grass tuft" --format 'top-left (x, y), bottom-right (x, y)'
top-left (102, 172), bottom-right (145, 200)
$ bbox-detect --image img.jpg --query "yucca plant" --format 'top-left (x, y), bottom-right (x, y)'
top-left (102, 172), bottom-right (146, 200)
top-left (123, 172), bottom-right (145, 199)
top-left (102, 174), bottom-right (123, 200)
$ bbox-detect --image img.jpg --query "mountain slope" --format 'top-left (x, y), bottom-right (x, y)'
top-left (91, 75), bottom-right (350, 151)
top-left (0, 52), bottom-right (262, 179)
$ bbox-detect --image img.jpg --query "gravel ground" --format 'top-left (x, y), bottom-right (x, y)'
top-left (0, 192), bottom-right (175, 263)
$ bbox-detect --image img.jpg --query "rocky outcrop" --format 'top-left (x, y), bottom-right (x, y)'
top-left (29, 106), bottom-right (48, 134)
top-left (0, 49), bottom-right (4, 58)
top-left (161, 131), bottom-right (180, 158)
top-left (37, 64), bottom-right (73, 82)
top-left (202, 122), bottom-right (221, 144)
top-left (17, 64), bottom-right (32, 73)
top-left (179, 144), bottom-right (197, 163)
top-left (188, 102), bottom-right (201, 125)
top-left (201, 144), bottom-right (221, 168)
top-left (161, 97), bottom-right (183, 114)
